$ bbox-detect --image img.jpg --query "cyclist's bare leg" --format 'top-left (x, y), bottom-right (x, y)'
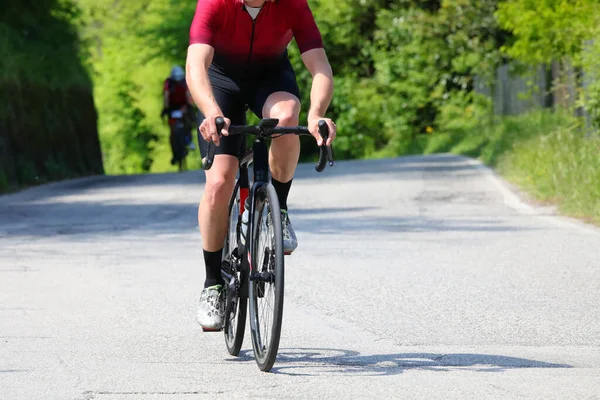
top-left (262, 91), bottom-right (301, 253)
top-left (196, 144), bottom-right (238, 330)
top-left (198, 154), bottom-right (238, 251)
top-left (262, 92), bottom-right (301, 182)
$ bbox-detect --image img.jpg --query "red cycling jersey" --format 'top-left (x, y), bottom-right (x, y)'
top-left (164, 79), bottom-right (188, 107)
top-left (189, 0), bottom-right (323, 72)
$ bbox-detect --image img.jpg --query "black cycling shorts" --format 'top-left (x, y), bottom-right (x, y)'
top-left (198, 58), bottom-right (301, 159)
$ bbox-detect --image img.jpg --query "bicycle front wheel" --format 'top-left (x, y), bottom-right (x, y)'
top-left (248, 183), bottom-right (284, 372)
top-left (223, 181), bottom-right (247, 356)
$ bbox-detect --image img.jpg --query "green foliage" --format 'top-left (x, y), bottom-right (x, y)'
top-left (581, 39), bottom-right (600, 129)
top-left (5, 0), bottom-right (598, 223)
top-left (1, 0), bottom-right (103, 190)
top-left (16, 157), bottom-right (39, 186)
top-left (70, 0), bottom-right (509, 168)
top-left (497, 0), bottom-right (600, 129)
top-left (44, 154), bottom-right (75, 180)
top-left (76, 0), bottom-right (199, 174)
top-left (288, 0), bottom-right (506, 160)
top-left (421, 91), bottom-right (493, 157)
top-left (431, 104), bottom-right (574, 163)
top-left (0, 169), bottom-right (9, 193)
top-left (0, 0), bottom-right (90, 88)
top-left (498, 114), bottom-right (600, 223)
top-left (496, 0), bottom-right (599, 65)
top-left (64, 0), bottom-right (600, 222)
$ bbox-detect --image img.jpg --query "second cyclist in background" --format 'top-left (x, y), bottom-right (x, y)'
top-left (162, 65), bottom-right (196, 165)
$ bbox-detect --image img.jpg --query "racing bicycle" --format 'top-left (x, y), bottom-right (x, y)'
top-left (202, 117), bottom-right (334, 371)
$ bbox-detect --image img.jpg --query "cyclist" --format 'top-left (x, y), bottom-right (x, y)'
top-left (187, 0), bottom-right (337, 330)
top-left (162, 65), bottom-right (196, 164)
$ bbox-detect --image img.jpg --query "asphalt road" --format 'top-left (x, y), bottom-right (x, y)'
top-left (1, 154), bottom-right (599, 399)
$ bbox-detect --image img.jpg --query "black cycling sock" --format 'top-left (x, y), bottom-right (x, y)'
top-left (203, 249), bottom-right (224, 288)
top-left (271, 178), bottom-right (292, 211)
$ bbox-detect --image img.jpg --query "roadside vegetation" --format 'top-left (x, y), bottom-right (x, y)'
top-left (0, 0), bottom-right (102, 192)
top-left (3, 1), bottom-right (599, 223)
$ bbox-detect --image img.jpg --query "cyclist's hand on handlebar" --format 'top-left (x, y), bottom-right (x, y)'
top-left (200, 115), bottom-right (230, 146)
top-left (308, 116), bottom-right (336, 146)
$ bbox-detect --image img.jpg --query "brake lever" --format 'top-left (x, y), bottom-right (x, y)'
top-left (315, 120), bottom-right (334, 172)
top-left (202, 117), bottom-right (225, 170)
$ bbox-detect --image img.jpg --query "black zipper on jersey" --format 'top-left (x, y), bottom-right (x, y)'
top-left (248, 19), bottom-right (256, 63)
top-left (244, 5), bottom-right (264, 64)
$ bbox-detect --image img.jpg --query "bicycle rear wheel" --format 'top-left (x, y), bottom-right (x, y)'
top-left (173, 124), bottom-right (187, 172)
top-left (223, 181), bottom-right (247, 356)
top-left (248, 183), bottom-right (284, 372)
top-left (179, 130), bottom-right (188, 172)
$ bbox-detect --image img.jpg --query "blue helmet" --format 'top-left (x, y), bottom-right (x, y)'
top-left (170, 65), bottom-right (185, 82)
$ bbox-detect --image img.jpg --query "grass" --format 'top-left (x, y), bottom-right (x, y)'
top-left (499, 123), bottom-right (600, 223)
top-left (416, 110), bottom-right (600, 224)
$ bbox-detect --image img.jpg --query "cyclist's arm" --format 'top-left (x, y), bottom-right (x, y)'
top-left (302, 49), bottom-right (334, 122)
top-left (186, 0), bottom-right (227, 142)
top-left (289, 0), bottom-right (335, 144)
top-left (186, 45), bottom-right (220, 117)
top-left (186, 44), bottom-right (227, 142)
top-left (163, 91), bottom-right (170, 110)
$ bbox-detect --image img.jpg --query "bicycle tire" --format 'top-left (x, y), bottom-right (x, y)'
top-left (174, 124), bottom-right (187, 172)
top-left (248, 183), bottom-right (284, 372)
top-left (223, 181), bottom-right (247, 356)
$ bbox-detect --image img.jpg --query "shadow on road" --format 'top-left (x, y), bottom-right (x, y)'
top-left (293, 154), bottom-right (482, 180)
top-left (0, 154), bottom-right (481, 201)
top-left (0, 203), bottom-right (536, 238)
top-left (294, 212), bottom-right (536, 234)
top-left (0, 201), bottom-right (200, 238)
top-left (229, 348), bottom-right (571, 376)
top-left (0, 153), bottom-right (535, 238)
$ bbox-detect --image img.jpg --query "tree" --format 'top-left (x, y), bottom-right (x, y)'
top-left (497, 0), bottom-right (600, 128)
